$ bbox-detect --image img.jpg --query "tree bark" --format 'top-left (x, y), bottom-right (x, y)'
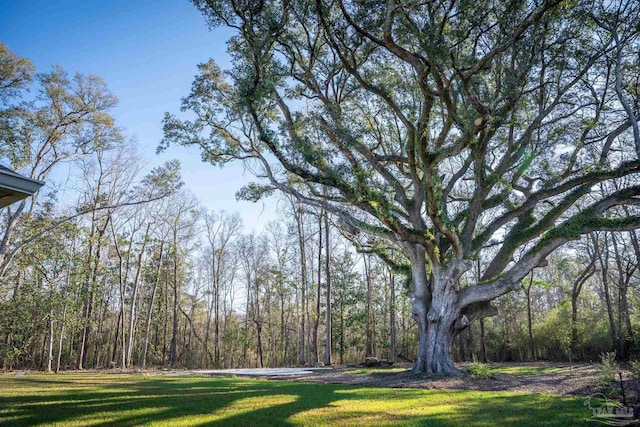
top-left (126, 223), bottom-right (151, 367)
top-left (525, 272), bottom-right (535, 361)
top-left (55, 301), bottom-right (67, 373)
top-left (294, 202), bottom-right (307, 366)
top-left (110, 221), bottom-right (127, 369)
top-left (0, 201), bottom-right (26, 278)
top-left (162, 268), bottom-right (169, 365)
top-left (214, 285), bottom-right (220, 367)
top-left (389, 270), bottom-right (396, 364)
top-left (141, 240), bottom-right (164, 368)
top-left (480, 319), bottom-right (488, 363)
top-left (339, 294), bottom-right (345, 365)
top-left (597, 233), bottom-right (618, 351)
top-left (411, 249), bottom-right (469, 375)
top-left (77, 215), bottom-right (110, 370)
top-left (46, 312), bottom-right (54, 372)
top-left (413, 290), bottom-right (460, 374)
top-left (203, 290), bottom-right (213, 368)
top-left (312, 213), bottom-right (322, 365)
top-left (111, 310), bottom-right (122, 366)
top-left (570, 243), bottom-right (597, 360)
top-left (256, 322), bottom-right (264, 368)
top-left (364, 254), bottom-right (374, 358)
top-left (168, 228), bottom-right (180, 367)
top-left (611, 233), bottom-right (635, 360)
top-left (324, 210), bottom-right (332, 366)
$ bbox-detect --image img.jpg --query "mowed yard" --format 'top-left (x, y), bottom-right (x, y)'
top-left (0, 371), bottom-right (595, 426)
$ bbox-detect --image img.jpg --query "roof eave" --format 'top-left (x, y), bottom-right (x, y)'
top-left (0, 169), bottom-right (45, 208)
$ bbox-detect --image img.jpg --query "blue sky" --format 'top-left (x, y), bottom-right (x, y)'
top-left (0, 0), bottom-right (279, 230)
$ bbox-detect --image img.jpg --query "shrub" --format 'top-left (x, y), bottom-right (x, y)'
top-left (598, 351), bottom-right (620, 398)
top-left (629, 360), bottom-right (640, 381)
top-left (467, 360), bottom-right (493, 379)
top-left (600, 352), bottom-right (618, 383)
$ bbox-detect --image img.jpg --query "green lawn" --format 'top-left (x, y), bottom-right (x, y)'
top-left (0, 373), bottom-right (592, 426)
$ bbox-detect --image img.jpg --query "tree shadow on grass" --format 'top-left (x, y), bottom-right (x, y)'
top-left (1, 376), bottom-right (333, 426)
top-left (0, 374), bottom-right (591, 426)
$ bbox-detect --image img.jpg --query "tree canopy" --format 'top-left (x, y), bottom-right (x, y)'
top-left (163, 0), bottom-right (640, 374)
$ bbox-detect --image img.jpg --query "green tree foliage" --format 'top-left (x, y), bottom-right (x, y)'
top-left (0, 42), bottom-right (33, 101)
top-left (0, 42), bottom-right (120, 277)
top-left (163, 0), bottom-right (640, 373)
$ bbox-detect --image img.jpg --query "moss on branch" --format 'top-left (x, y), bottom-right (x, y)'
top-left (536, 211), bottom-right (640, 249)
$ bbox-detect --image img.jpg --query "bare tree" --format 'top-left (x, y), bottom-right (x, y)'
top-left (203, 210), bottom-right (241, 367)
top-left (166, 193), bottom-right (199, 367)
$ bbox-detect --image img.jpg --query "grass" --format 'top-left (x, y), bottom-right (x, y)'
top-left (0, 372), bottom-right (593, 426)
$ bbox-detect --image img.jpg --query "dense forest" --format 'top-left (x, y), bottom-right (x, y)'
top-left (3, 0), bottom-right (640, 374)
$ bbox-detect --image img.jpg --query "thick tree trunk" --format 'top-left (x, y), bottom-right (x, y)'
top-left (411, 251), bottom-right (467, 376)
top-left (413, 294), bottom-right (460, 374)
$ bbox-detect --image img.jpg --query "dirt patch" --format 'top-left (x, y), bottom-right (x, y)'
top-left (254, 363), bottom-right (603, 396)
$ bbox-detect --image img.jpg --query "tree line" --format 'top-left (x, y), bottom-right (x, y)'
top-left (3, 155), bottom-right (640, 371)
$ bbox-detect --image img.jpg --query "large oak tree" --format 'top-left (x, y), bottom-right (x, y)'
top-left (163, 0), bottom-right (640, 374)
